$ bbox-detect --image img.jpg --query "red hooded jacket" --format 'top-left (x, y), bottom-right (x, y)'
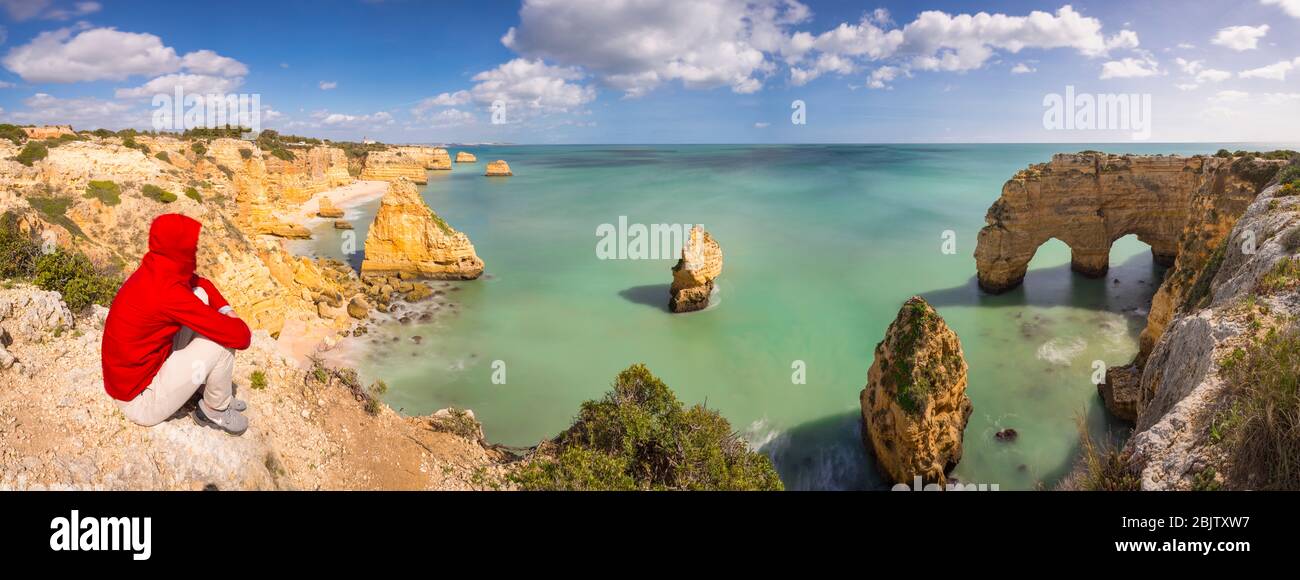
top-left (102, 214), bottom-right (251, 401)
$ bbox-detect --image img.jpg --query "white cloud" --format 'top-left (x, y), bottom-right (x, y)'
top-left (1210, 89), bottom-right (1250, 103)
top-left (1176, 83), bottom-right (1200, 91)
top-left (1239, 57), bottom-right (1300, 80)
top-left (319, 81), bottom-right (338, 90)
top-left (498, 1), bottom-right (1140, 94)
top-left (425, 108), bottom-right (476, 127)
top-left (181, 50), bottom-right (249, 77)
top-left (1211, 25), bottom-right (1268, 51)
top-left (3, 92), bottom-right (136, 127)
top-left (754, 121), bottom-right (770, 128)
top-left (1100, 56), bottom-right (1159, 79)
top-left (43, 1), bottom-right (101, 21)
top-left (1196, 69), bottom-right (1231, 83)
top-left (114, 73), bottom-right (244, 99)
top-left (311, 110), bottom-right (394, 127)
top-left (1260, 92), bottom-right (1300, 104)
top-left (0, 0), bottom-right (52, 21)
top-left (1176, 42), bottom-right (1195, 50)
top-left (1176, 58), bottom-right (1203, 75)
top-left (1010, 62), bottom-right (1035, 74)
top-left (414, 90), bottom-right (472, 112)
top-left (867, 65), bottom-right (902, 89)
top-left (468, 58), bottom-right (595, 113)
top-left (1261, 0), bottom-right (1300, 18)
top-left (3, 27), bottom-right (183, 83)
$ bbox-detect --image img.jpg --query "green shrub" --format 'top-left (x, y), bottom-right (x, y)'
top-left (34, 249), bottom-right (119, 311)
top-left (43, 133), bottom-right (81, 148)
top-left (0, 213), bottom-right (42, 278)
top-left (14, 142), bottom-right (48, 166)
top-left (1219, 326), bottom-right (1300, 490)
top-left (83, 180), bottom-right (122, 205)
top-left (250, 370), bottom-right (268, 390)
top-left (0, 124), bottom-right (26, 145)
top-left (1214, 149), bottom-right (1232, 158)
top-left (1257, 257), bottom-right (1300, 294)
top-left (511, 364), bottom-right (783, 491)
top-left (183, 186), bottom-right (202, 203)
top-left (1277, 164), bottom-right (1300, 188)
top-left (155, 151), bottom-right (170, 163)
top-left (1067, 418), bottom-right (1140, 491)
top-left (238, 148), bottom-right (252, 160)
top-left (141, 184), bottom-right (177, 204)
top-left (190, 141), bottom-right (207, 155)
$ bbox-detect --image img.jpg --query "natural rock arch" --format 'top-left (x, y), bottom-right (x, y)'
top-left (975, 153), bottom-right (1199, 293)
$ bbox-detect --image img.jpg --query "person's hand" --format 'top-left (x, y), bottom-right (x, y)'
top-left (219, 306), bottom-right (240, 319)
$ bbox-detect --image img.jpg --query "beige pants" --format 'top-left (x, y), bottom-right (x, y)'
top-left (117, 287), bottom-right (235, 426)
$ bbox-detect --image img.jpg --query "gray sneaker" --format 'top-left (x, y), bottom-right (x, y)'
top-left (230, 398), bottom-right (247, 412)
top-left (193, 404), bottom-right (248, 436)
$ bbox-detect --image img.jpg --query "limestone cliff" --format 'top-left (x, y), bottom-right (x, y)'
top-left (360, 178), bottom-right (484, 279)
top-left (485, 160), bottom-right (512, 176)
top-left (262, 145), bottom-right (352, 207)
top-left (1126, 174), bottom-right (1298, 489)
top-left (360, 149), bottom-right (429, 183)
top-left (669, 225), bottom-right (722, 313)
top-left (861, 297), bottom-right (972, 485)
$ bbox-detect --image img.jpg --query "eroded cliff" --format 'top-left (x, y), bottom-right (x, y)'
top-left (360, 178), bottom-right (484, 279)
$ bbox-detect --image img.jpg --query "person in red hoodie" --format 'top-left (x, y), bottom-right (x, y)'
top-left (103, 214), bottom-right (252, 435)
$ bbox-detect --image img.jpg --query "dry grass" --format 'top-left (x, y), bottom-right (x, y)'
top-left (1217, 326), bottom-right (1300, 490)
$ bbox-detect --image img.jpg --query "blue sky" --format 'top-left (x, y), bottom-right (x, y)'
top-left (1, 0), bottom-right (1298, 143)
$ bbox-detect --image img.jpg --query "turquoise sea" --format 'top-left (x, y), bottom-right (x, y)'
top-left (292, 143), bottom-right (1254, 490)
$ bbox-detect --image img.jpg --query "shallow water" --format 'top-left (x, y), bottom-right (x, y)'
top-left (291, 143), bottom-right (1242, 490)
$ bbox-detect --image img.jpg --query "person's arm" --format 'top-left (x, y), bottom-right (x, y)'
top-left (192, 276), bottom-right (234, 315)
top-left (163, 285), bottom-right (251, 350)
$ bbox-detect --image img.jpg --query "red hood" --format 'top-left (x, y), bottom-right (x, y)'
top-left (142, 214), bottom-right (200, 283)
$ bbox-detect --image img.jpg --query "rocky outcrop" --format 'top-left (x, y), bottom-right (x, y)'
top-left (360, 150), bottom-right (429, 184)
top-left (316, 196), bottom-right (344, 218)
top-left (360, 179), bottom-right (484, 279)
top-left (0, 286), bottom-right (508, 490)
top-left (262, 145), bottom-right (352, 207)
top-left (861, 297), bottom-right (972, 485)
top-left (975, 153), bottom-right (1209, 293)
top-left (455, 151), bottom-right (477, 163)
top-left (669, 225), bottom-right (722, 313)
top-left (206, 138), bottom-right (312, 239)
top-left (21, 125), bottom-right (75, 140)
top-left (1125, 174), bottom-right (1299, 489)
top-left (484, 160), bottom-right (512, 176)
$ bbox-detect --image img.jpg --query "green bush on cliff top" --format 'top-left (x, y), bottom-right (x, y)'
top-left (511, 364), bottom-right (783, 491)
top-left (14, 142), bottom-right (48, 166)
top-left (1218, 326), bottom-right (1300, 490)
top-left (141, 184), bottom-right (177, 204)
top-left (0, 213), bottom-right (118, 311)
top-left (84, 180), bottom-right (122, 206)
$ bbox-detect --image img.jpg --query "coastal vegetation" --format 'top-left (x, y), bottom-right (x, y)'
top-left (84, 180), bottom-right (122, 205)
top-left (1063, 418), bottom-right (1140, 491)
top-left (1216, 326), bottom-right (1300, 490)
top-left (0, 213), bottom-right (118, 311)
top-left (141, 184), bottom-right (177, 204)
top-left (511, 364), bottom-right (782, 491)
top-left (0, 123), bottom-right (27, 145)
top-left (14, 142), bottom-right (48, 166)
top-left (155, 151), bottom-right (170, 163)
top-left (184, 186), bottom-right (203, 203)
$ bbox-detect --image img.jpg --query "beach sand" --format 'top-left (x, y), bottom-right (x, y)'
top-left (289, 180), bottom-right (390, 223)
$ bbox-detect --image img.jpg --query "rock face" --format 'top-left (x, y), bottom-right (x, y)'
top-left (861, 297), bottom-right (972, 485)
top-left (316, 196), bottom-right (344, 218)
top-left (1126, 175), bottom-right (1298, 489)
top-left (360, 150), bottom-right (429, 184)
top-left (975, 153), bottom-right (1207, 293)
top-left (262, 146), bottom-right (352, 207)
top-left (484, 160), bottom-right (512, 176)
top-left (669, 225), bottom-right (722, 313)
top-left (360, 179), bottom-right (484, 279)
top-left (455, 151), bottom-right (477, 163)
top-left (21, 125), bottom-right (75, 140)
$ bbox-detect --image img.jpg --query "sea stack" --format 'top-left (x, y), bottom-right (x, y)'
top-left (360, 178), bottom-right (484, 279)
top-left (360, 149), bottom-right (429, 184)
top-left (669, 225), bottom-right (723, 313)
top-left (317, 196), bottom-right (344, 218)
top-left (861, 297), bottom-right (972, 486)
top-left (430, 148), bottom-right (452, 170)
top-left (484, 160), bottom-right (512, 176)
top-left (455, 151), bottom-right (477, 163)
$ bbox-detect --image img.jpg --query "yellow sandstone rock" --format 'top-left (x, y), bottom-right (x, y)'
top-left (360, 179), bottom-right (484, 279)
top-left (484, 160), bottom-right (512, 176)
top-left (455, 151), bottom-right (477, 163)
top-left (317, 196), bottom-right (344, 218)
top-left (861, 297), bottom-right (972, 486)
top-left (669, 225), bottom-right (722, 313)
top-left (360, 149), bottom-right (429, 184)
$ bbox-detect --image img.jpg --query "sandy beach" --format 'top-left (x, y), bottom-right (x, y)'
top-left (289, 180), bottom-right (390, 223)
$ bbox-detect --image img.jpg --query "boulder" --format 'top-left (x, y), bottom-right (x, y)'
top-left (317, 196), bottom-right (345, 218)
